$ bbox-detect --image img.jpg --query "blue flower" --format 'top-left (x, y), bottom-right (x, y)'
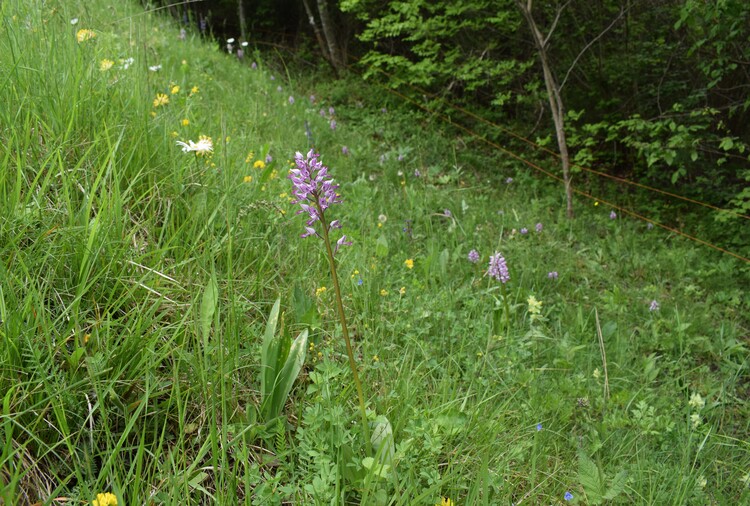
top-left (536, 423), bottom-right (542, 431)
top-left (564, 491), bottom-right (573, 501)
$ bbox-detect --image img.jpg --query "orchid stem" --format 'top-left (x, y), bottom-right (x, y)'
top-left (316, 202), bottom-right (370, 454)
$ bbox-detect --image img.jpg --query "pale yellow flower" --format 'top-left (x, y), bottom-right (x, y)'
top-left (76, 29), bottom-right (96, 43)
top-left (243, 176), bottom-right (252, 183)
top-left (315, 286), bottom-right (327, 297)
top-left (380, 289), bottom-right (388, 297)
top-left (688, 392), bottom-right (705, 410)
top-left (99, 59), bottom-right (114, 71)
top-left (404, 259), bottom-right (414, 269)
top-left (170, 85), bottom-right (180, 95)
top-left (153, 93), bottom-right (169, 107)
top-left (190, 85), bottom-right (199, 95)
top-left (92, 492), bottom-right (117, 506)
top-left (527, 295), bottom-right (543, 316)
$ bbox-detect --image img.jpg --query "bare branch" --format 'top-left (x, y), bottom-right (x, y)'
top-left (560, 7), bottom-right (625, 91)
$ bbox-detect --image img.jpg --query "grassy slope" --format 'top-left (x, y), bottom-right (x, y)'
top-left (1, 0), bottom-right (748, 505)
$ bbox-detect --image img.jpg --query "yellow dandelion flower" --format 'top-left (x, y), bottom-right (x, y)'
top-left (190, 85), bottom-right (199, 95)
top-left (92, 492), bottom-right (117, 506)
top-left (153, 93), bottom-right (169, 108)
top-left (76, 29), bottom-right (96, 42)
top-left (253, 160), bottom-right (266, 170)
top-left (170, 85), bottom-right (180, 95)
top-left (181, 118), bottom-right (190, 126)
top-left (436, 498), bottom-right (453, 506)
top-left (404, 258), bottom-right (414, 269)
top-left (99, 59), bottom-right (114, 71)
top-left (316, 286), bottom-right (327, 297)
top-left (243, 176), bottom-right (252, 183)
top-left (380, 289), bottom-right (388, 297)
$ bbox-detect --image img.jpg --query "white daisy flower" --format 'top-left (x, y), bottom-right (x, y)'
top-left (176, 137), bottom-right (213, 155)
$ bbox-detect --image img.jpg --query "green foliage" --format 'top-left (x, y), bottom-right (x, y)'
top-left (260, 299), bottom-right (309, 421)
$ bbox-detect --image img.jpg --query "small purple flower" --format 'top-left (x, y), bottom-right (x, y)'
top-left (535, 223), bottom-right (543, 233)
top-left (610, 210), bottom-right (617, 220)
top-left (289, 150), bottom-right (348, 251)
top-left (270, 75), bottom-right (275, 81)
top-left (236, 48), bottom-right (244, 60)
top-left (276, 85), bottom-right (282, 92)
top-left (520, 228), bottom-right (528, 235)
top-left (564, 491), bottom-right (573, 501)
top-left (330, 119), bottom-right (337, 131)
top-left (649, 300), bottom-right (660, 311)
top-left (319, 108), bottom-right (326, 117)
top-left (288, 96), bottom-right (295, 105)
top-left (265, 154), bottom-right (273, 163)
top-left (342, 146), bottom-right (350, 155)
top-left (381, 107), bottom-right (387, 113)
top-left (548, 271), bottom-right (559, 280)
top-left (468, 250), bottom-right (480, 263)
top-left (309, 94), bottom-right (316, 103)
top-left (536, 423), bottom-right (542, 431)
top-left (505, 177), bottom-right (513, 184)
top-left (328, 106), bottom-right (335, 116)
top-left (397, 153), bottom-right (405, 162)
top-left (444, 209), bottom-right (452, 218)
top-left (251, 62), bottom-right (257, 69)
top-left (488, 252), bottom-right (510, 283)
top-left (414, 169), bottom-right (421, 177)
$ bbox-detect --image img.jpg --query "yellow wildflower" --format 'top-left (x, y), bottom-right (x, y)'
top-left (170, 131), bottom-right (179, 138)
top-left (243, 176), bottom-right (252, 183)
top-left (404, 258), bottom-right (414, 269)
top-left (181, 118), bottom-right (190, 126)
top-left (436, 498), bottom-right (453, 506)
top-left (380, 289), bottom-right (388, 297)
top-left (83, 334), bottom-right (91, 345)
top-left (269, 170), bottom-right (278, 179)
top-left (92, 492), bottom-right (117, 506)
top-left (399, 286), bottom-right (406, 295)
top-left (170, 85), bottom-right (180, 95)
top-left (149, 111), bottom-right (156, 118)
top-left (99, 59), bottom-right (114, 71)
top-left (279, 192), bottom-right (288, 198)
top-left (527, 295), bottom-right (543, 321)
top-left (253, 160), bottom-right (266, 170)
top-left (245, 152), bottom-right (255, 163)
top-left (76, 29), bottom-right (96, 42)
top-left (373, 355), bottom-right (380, 362)
top-left (153, 93), bottom-right (169, 108)
top-left (316, 286), bottom-right (327, 297)
top-left (190, 85), bottom-right (199, 94)
top-left (377, 222), bottom-right (383, 228)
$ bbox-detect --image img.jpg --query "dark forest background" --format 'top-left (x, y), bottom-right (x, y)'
top-left (149, 0), bottom-right (750, 248)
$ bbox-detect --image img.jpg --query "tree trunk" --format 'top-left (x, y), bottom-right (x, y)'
top-left (316, 0), bottom-right (344, 74)
top-left (237, 0), bottom-right (247, 41)
top-left (516, 0), bottom-right (574, 218)
top-left (302, 0), bottom-right (334, 69)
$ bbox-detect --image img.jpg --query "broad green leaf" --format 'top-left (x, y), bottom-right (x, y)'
top-left (603, 470), bottom-right (628, 500)
top-left (371, 415), bottom-right (395, 466)
top-left (578, 449), bottom-right (604, 504)
top-left (260, 298), bottom-right (281, 405)
top-left (375, 235), bottom-right (389, 257)
top-left (268, 328), bottom-right (308, 419)
top-left (200, 273), bottom-right (218, 341)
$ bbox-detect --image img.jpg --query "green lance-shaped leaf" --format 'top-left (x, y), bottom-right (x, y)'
top-left (260, 298), bottom-right (282, 405)
top-left (578, 449), bottom-right (604, 504)
top-left (268, 328), bottom-right (308, 419)
top-left (200, 273), bottom-right (218, 341)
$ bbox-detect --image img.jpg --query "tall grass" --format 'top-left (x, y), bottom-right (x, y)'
top-left (1, 0), bottom-right (749, 505)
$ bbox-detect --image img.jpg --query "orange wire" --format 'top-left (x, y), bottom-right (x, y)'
top-left (381, 84), bottom-right (750, 264)
top-left (352, 57), bottom-right (750, 221)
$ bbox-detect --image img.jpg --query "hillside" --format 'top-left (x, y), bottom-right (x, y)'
top-left (1, 1), bottom-right (748, 505)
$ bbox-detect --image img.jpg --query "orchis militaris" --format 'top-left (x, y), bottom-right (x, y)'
top-left (289, 149), bottom-right (369, 450)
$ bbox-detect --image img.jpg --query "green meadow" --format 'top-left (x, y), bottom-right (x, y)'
top-left (1, 1), bottom-right (748, 505)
